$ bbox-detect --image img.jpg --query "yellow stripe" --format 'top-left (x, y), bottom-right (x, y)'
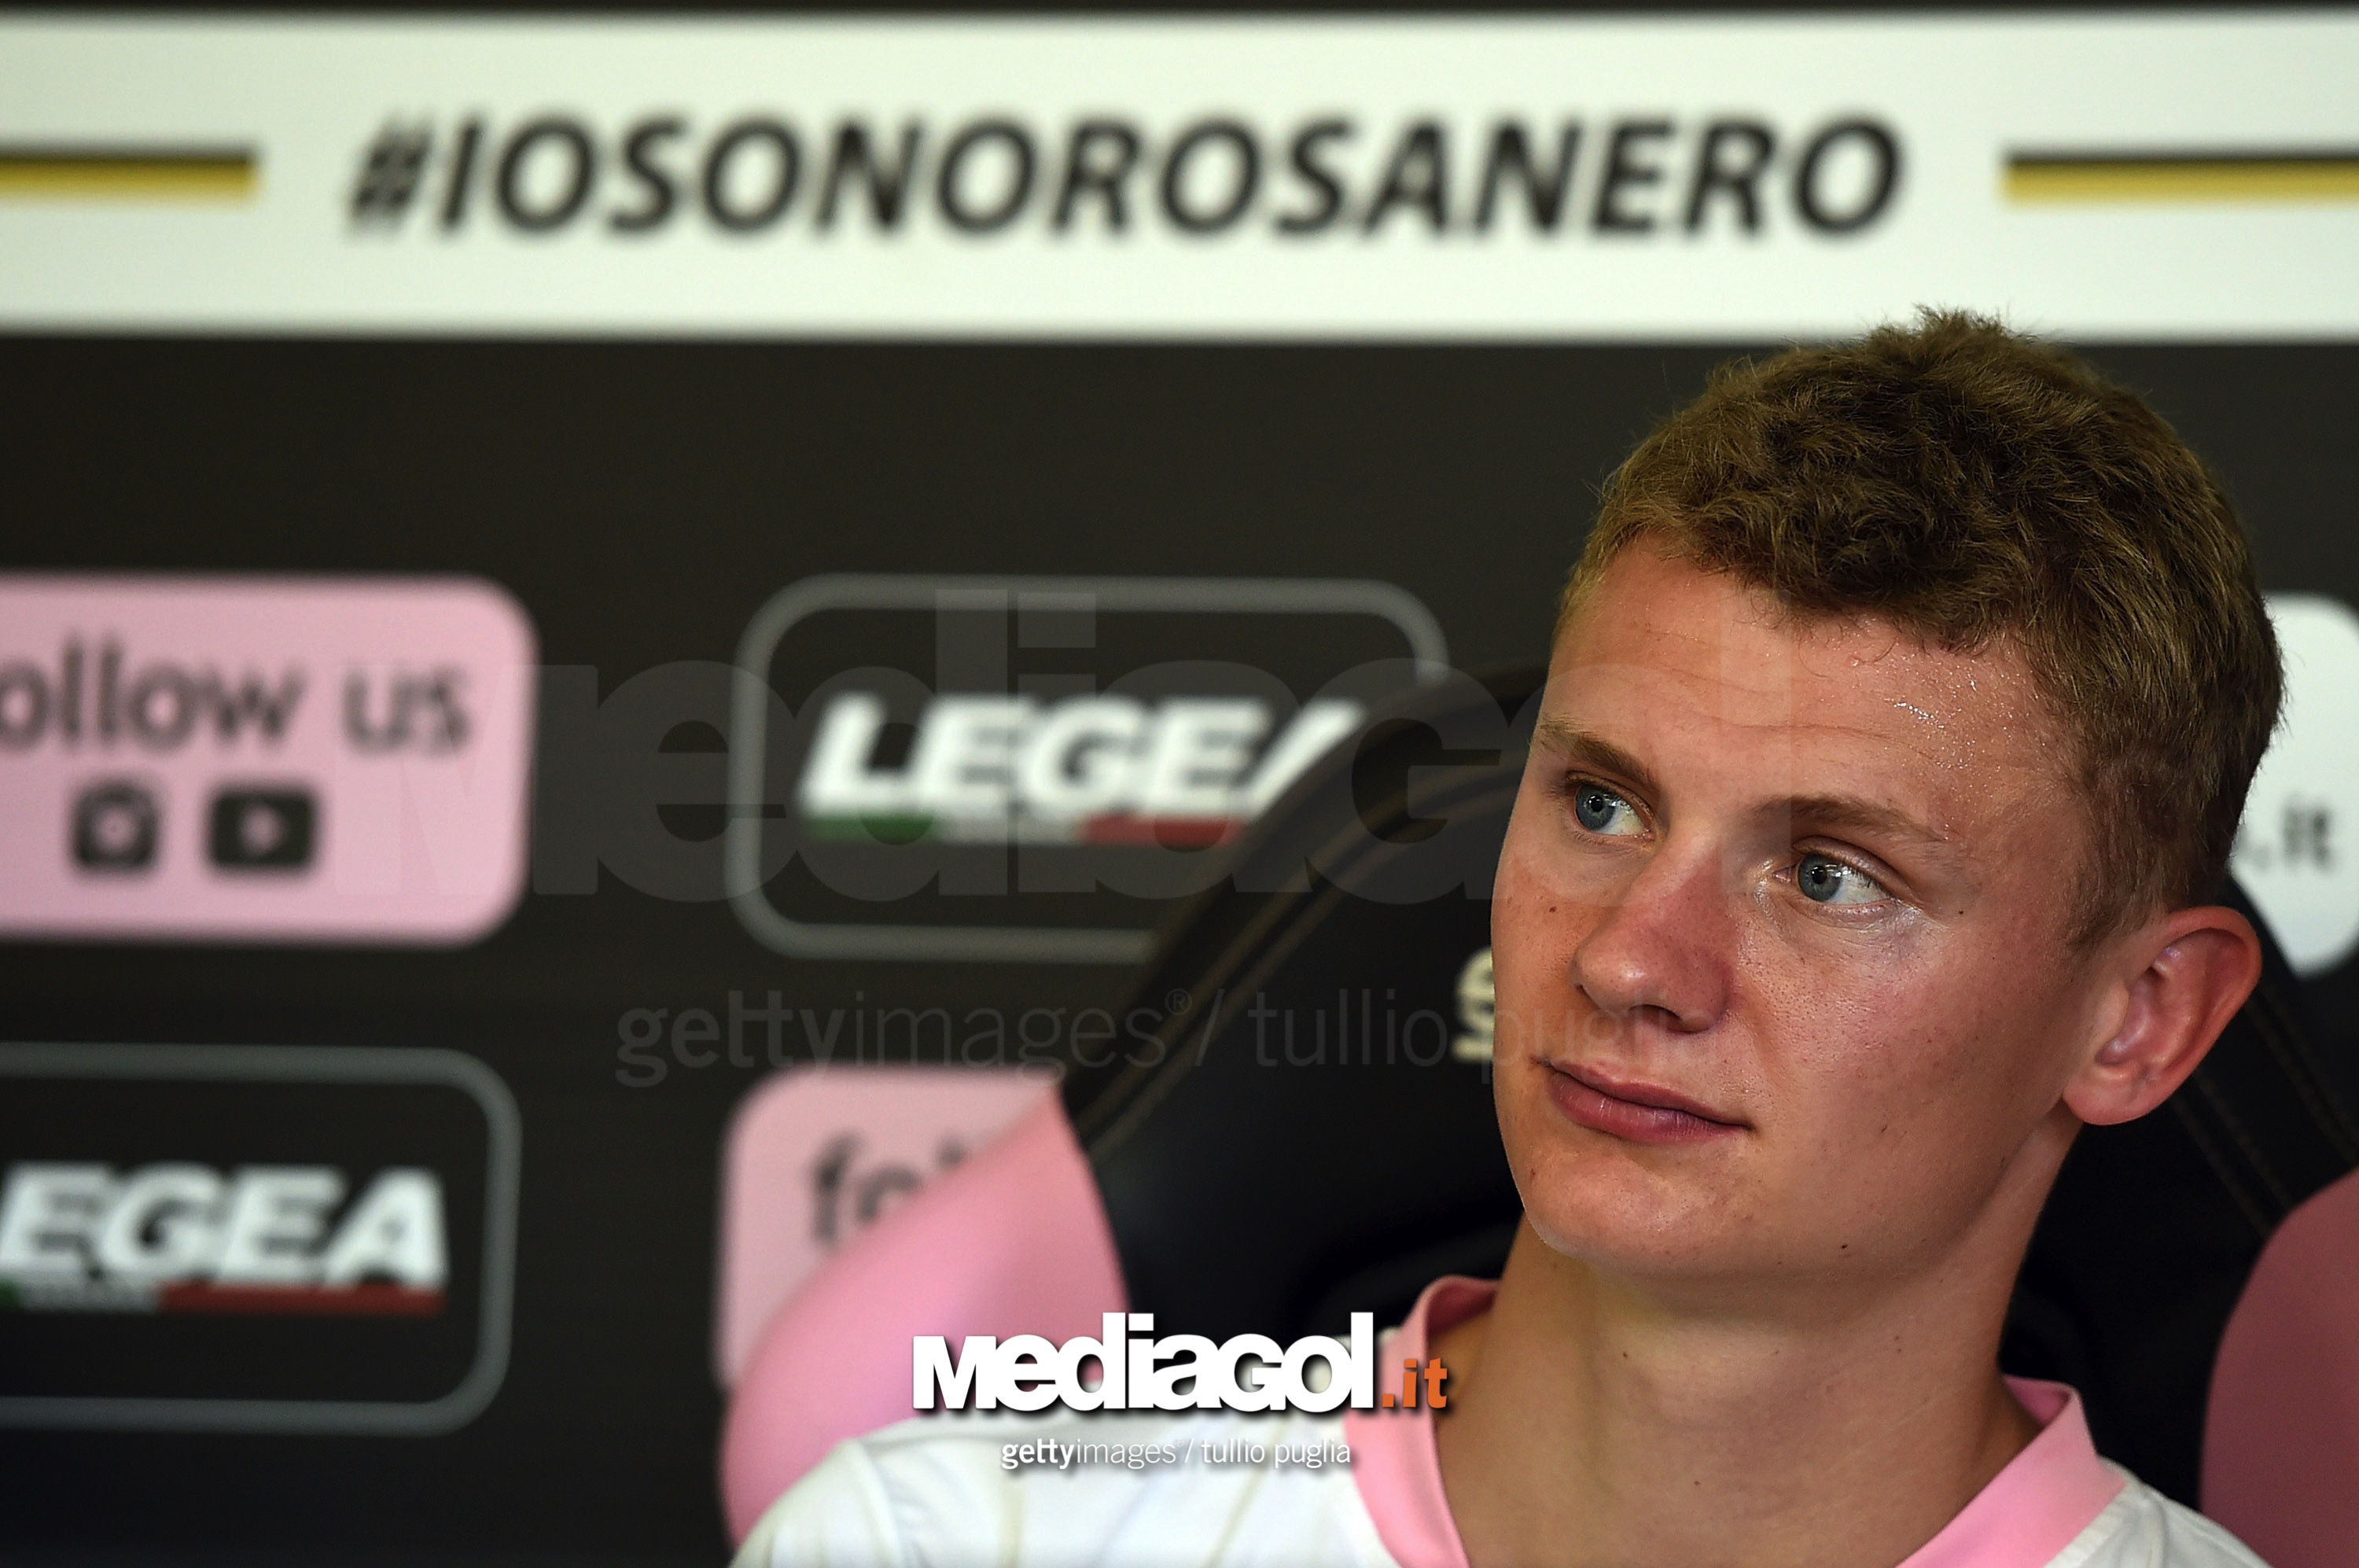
top-left (2008, 160), bottom-right (2359, 204)
top-left (0, 158), bottom-right (255, 201)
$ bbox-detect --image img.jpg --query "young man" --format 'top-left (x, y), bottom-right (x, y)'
top-left (736, 315), bottom-right (2280, 1566)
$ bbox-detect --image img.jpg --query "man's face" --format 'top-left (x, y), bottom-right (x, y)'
top-left (1493, 548), bottom-right (2107, 1293)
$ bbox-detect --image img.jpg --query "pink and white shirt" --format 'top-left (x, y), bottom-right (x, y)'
top-left (735, 1279), bottom-right (2268, 1568)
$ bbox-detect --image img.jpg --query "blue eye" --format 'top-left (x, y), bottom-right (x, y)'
top-left (1570, 782), bottom-right (1639, 836)
top-left (1797, 852), bottom-right (1884, 906)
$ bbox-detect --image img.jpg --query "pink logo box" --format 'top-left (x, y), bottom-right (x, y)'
top-left (0, 576), bottom-right (535, 944)
top-left (712, 1066), bottom-right (1051, 1387)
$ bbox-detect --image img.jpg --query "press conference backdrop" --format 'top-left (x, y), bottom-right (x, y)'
top-left (4, 7), bottom-right (2359, 1562)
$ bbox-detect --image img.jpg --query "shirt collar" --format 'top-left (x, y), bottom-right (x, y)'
top-left (1343, 1276), bottom-right (2125, 1568)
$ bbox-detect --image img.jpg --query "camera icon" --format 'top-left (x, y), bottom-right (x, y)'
top-left (72, 780), bottom-right (162, 873)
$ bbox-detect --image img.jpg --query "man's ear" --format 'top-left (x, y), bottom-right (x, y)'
top-left (2063, 905), bottom-right (2265, 1127)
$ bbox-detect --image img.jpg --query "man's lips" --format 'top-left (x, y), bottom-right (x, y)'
top-left (1544, 1063), bottom-right (1747, 1146)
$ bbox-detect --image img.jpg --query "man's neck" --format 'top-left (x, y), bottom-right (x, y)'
top-left (1433, 1224), bottom-right (2041, 1568)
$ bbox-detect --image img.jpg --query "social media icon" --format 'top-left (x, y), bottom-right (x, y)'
top-left (72, 781), bottom-right (162, 873)
top-left (208, 787), bottom-right (317, 872)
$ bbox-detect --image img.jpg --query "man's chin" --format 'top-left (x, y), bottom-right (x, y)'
top-left (1516, 1154), bottom-right (1759, 1278)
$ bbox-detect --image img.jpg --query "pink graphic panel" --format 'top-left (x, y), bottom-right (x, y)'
top-left (0, 576), bottom-right (535, 944)
top-left (712, 1065), bottom-right (1052, 1387)
top-left (2204, 1168), bottom-right (2359, 1568)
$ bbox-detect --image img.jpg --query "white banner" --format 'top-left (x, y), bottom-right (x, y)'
top-left (1, 12), bottom-right (2356, 338)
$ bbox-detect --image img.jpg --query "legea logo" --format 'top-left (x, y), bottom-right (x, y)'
top-left (731, 575), bottom-right (1447, 963)
top-left (914, 1312), bottom-right (1450, 1414)
top-left (0, 1163), bottom-right (447, 1316)
top-left (0, 1043), bottom-right (519, 1435)
top-left (798, 692), bottom-right (1364, 848)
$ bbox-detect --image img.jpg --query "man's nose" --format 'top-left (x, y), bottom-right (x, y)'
top-left (1569, 843), bottom-right (1731, 1033)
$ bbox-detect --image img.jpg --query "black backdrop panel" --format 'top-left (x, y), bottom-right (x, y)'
top-left (2, 337), bottom-right (2355, 1562)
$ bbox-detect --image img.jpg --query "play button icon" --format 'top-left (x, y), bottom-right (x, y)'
top-left (208, 787), bottom-right (317, 872)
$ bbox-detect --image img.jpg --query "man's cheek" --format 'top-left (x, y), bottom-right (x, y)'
top-left (1764, 995), bottom-right (2001, 1220)
top-left (1496, 837), bottom-right (1614, 950)
top-left (1496, 796), bottom-right (1628, 910)
top-left (1492, 934), bottom-right (1600, 1069)
top-left (1492, 882), bottom-right (1580, 1048)
top-left (1490, 825), bottom-right (1555, 927)
top-left (1489, 968), bottom-right (1558, 1070)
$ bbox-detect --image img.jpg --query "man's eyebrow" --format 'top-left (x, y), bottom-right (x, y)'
top-left (1529, 718), bottom-right (1662, 800)
top-left (1532, 717), bottom-right (1949, 851)
top-left (1781, 793), bottom-right (1949, 849)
